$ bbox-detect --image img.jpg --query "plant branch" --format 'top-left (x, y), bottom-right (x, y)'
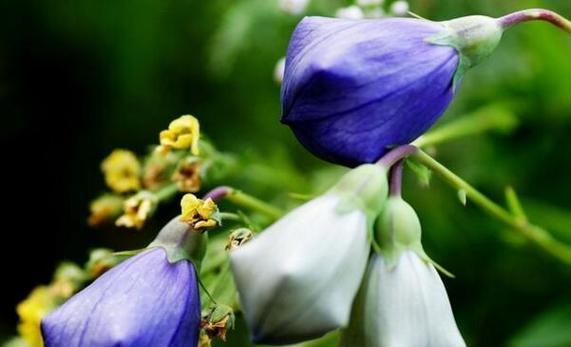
top-left (410, 149), bottom-right (571, 265)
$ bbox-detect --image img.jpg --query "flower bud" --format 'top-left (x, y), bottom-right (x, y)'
top-left (339, 252), bottom-right (466, 347)
top-left (340, 197), bottom-right (465, 346)
top-left (172, 157), bottom-right (202, 193)
top-left (115, 191), bottom-right (158, 229)
top-left (100, 149), bottom-right (141, 193)
top-left (42, 217), bottom-right (203, 347)
top-left (281, 14), bottom-right (503, 166)
top-left (87, 194), bottom-right (124, 227)
top-left (230, 164), bottom-right (388, 344)
top-left (180, 194), bottom-right (220, 232)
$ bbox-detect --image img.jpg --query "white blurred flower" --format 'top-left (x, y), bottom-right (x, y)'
top-left (356, 0), bottom-right (383, 6)
top-left (335, 5), bottom-right (364, 20)
top-left (390, 0), bottom-right (409, 16)
top-left (339, 251), bottom-right (466, 347)
top-left (278, 0), bottom-right (310, 15)
top-left (274, 57), bottom-right (286, 84)
top-left (230, 164), bottom-right (388, 345)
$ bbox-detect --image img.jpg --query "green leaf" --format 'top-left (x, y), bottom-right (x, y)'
top-left (457, 189), bottom-right (467, 206)
top-left (406, 160), bottom-right (432, 187)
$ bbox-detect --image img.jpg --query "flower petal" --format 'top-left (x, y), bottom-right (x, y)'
top-left (41, 248), bottom-right (200, 347)
top-left (230, 194), bottom-right (370, 344)
top-left (340, 251), bottom-right (466, 347)
top-left (281, 17), bottom-right (459, 166)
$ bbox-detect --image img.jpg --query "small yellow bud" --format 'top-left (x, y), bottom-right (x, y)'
top-left (101, 149), bottom-right (142, 194)
top-left (159, 115), bottom-right (201, 155)
top-left (17, 287), bottom-right (55, 347)
top-left (172, 158), bottom-right (202, 193)
top-left (180, 194), bottom-right (219, 231)
top-left (116, 191), bottom-right (157, 229)
top-left (88, 195), bottom-right (124, 227)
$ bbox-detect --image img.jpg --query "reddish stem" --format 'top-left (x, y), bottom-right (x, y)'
top-left (498, 9), bottom-right (571, 33)
top-left (389, 161), bottom-right (404, 197)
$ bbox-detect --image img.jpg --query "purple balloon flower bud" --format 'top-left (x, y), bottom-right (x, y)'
top-left (283, 9), bottom-right (571, 167)
top-left (281, 17), bottom-right (460, 167)
top-left (41, 219), bottom-right (202, 347)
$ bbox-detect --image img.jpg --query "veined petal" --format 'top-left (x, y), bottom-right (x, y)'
top-left (230, 194), bottom-right (370, 345)
top-left (281, 17), bottom-right (459, 167)
top-left (340, 251), bottom-right (466, 347)
top-left (41, 248), bottom-right (200, 347)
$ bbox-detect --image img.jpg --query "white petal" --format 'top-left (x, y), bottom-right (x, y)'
top-left (340, 251), bottom-right (466, 347)
top-left (335, 6), bottom-right (365, 20)
top-left (230, 194), bottom-right (370, 344)
top-left (390, 0), bottom-right (409, 16)
top-left (278, 0), bottom-right (310, 15)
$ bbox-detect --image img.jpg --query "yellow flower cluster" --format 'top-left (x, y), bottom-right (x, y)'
top-left (101, 149), bottom-right (142, 194)
top-left (17, 287), bottom-right (55, 347)
top-left (87, 195), bottom-right (124, 227)
top-left (116, 192), bottom-right (157, 229)
top-left (16, 262), bottom-right (85, 347)
top-left (180, 194), bottom-right (219, 231)
top-left (157, 115), bottom-right (201, 155)
top-left (172, 158), bottom-right (202, 193)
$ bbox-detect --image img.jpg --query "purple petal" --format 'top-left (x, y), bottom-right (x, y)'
top-left (281, 17), bottom-right (459, 167)
top-left (41, 248), bottom-right (200, 347)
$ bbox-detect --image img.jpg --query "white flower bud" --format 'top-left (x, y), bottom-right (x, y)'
top-left (278, 0), bottom-right (310, 15)
top-left (339, 251), bottom-right (467, 347)
top-left (335, 6), bottom-right (365, 20)
top-left (390, 0), bottom-right (409, 16)
top-left (230, 164), bottom-right (388, 344)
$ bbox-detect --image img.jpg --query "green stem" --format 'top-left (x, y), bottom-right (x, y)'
top-left (154, 184), bottom-right (179, 202)
top-left (218, 212), bottom-right (242, 221)
top-left (411, 150), bottom-right (571, 265)
top-left (225, 189), bottom-right (283, 220)
top-left (413, 105), bottom-right (517, 148)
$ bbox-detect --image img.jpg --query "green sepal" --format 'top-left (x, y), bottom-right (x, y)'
top-left (331, 164), bottom-right (389, 221)
top-left (147, 216), bottom-right (208, 270)
top-left (427, 15), bottom-right (503, 90)
top-left (373, 196), bottom-right (454, 277)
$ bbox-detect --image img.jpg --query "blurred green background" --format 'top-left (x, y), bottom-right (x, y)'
top-left (1, 0), bottom-right (571, 346)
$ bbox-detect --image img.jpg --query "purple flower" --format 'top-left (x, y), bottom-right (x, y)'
top-left (41, 247), bottom-right (200, 347)
top-left (281, 17), bottom-right (459, 167)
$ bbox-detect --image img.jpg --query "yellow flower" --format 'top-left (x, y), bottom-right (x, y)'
top-left (115, 191), bottom-right (157, 229)
top-left (172, 158), bottom-right (202, 193)
top-left (157, 115), bottom-right (201, 155)
top-left (101, 150), bottom-right (142, 194)
top-left (17, 287), bottom-right (55, 347)
top-left (180, 194), bottom-right (219, 231)
top-left (87, 195), bottom-right (124, 227)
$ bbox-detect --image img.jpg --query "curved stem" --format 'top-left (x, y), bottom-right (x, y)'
top-left (389, 161), bottom-right (404, 197)
top-left (377, 145), bottom-right (418, 167)
top-left (203, 186), bottom-right (232, 202)
top-left (203, 186), bottom-right (283, 220)
top-left (498, 9), bottom-right (571, 33)
top-left (411, 150), bottom-right (571, 265)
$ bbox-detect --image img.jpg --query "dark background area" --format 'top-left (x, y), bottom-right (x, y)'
top-left (1, 0), bottom-right (571, 346)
